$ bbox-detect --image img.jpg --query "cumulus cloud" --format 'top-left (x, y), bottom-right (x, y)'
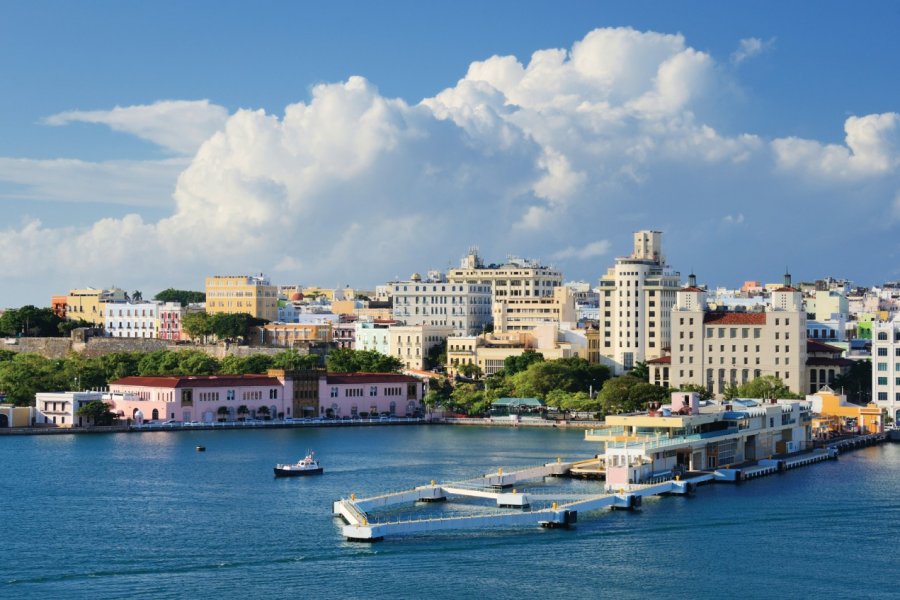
top-left (0, 27), bottom-right (898, 304)
top-left (553, 240), bottom-right (612, 260)
top-left (43, 100), bottom-right (228, 155)
top-left (773, 112), bottom-right (899, 179)
top-left (731, 37), bottom-right (776, 64)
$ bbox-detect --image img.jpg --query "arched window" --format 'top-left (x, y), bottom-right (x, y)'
top-left (151, 408), bottom-right (159, 420)
top-left (878, 332), bottom-right (888, 341)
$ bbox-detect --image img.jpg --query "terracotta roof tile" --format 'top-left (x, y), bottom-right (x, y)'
top-left (111, 374), bottom-right (280, 389)
top-left (807, 340), bottom-right (844, 354)
top-left (646, 356), bottom-right (671, 364)
top-left (703, 312), bottom-right (767, 325)
top-left (325, 372), bottom-right (419, 384)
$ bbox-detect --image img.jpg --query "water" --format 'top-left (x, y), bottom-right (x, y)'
top-left (2, 426), bottom-right (899, 599)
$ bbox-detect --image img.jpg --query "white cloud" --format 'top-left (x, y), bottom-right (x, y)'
top-left (731, 37), bottom-right (776, 64)
top-left (43, 100), bottom-right (228, 155)
top-left (773, 112), bottom-right (899, 179)
top-left (553, 240), bottom-right (612, 260)
top-left (0, 27), bottom-right (898, 304)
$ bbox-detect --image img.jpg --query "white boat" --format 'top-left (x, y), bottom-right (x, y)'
top-left (274, 451), bottom-right (323, 477)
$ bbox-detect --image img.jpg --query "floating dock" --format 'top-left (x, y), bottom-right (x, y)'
top-left (333, 434), bottom-right (888, 542)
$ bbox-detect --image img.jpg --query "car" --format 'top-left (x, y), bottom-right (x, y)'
top-left (163, 419), bottom-right (178, 425)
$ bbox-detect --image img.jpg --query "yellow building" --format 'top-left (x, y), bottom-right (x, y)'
top-left (0, 404), bottom-right (35, 428)
top-left (447, 324), bottom-right (580, 377)
top-left (808, 387), bottom-right (882, 437)
top-left (206, 275), bottom-right (278, 322)
top-left (65, 287), bottom-right (127, 325)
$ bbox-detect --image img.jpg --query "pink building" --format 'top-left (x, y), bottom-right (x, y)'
top-left (159, 303), bottom-right (185, 341)
top-left (108, 373), bottom-right (295, 422)
top-left (318, 373), bottom-right (423, 418)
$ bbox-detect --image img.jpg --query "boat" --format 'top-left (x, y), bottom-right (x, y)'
top-left (274, 451), bottom-right (323, 477)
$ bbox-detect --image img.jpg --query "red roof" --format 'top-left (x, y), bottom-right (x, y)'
top-left (111, 374), bottom-right (280, 389)
top-left (325, 372), bottom-right (419, 384)
top-left (773, 287), bottom-right (798, 293)
top-left (703, 312), bottom-right (767, 325)
top-left (681, 286), bottom-right (704, 292)
top-left (646, 356), bottom-right (671, 364)
top-left (807, 340), bottom-right (844, 354)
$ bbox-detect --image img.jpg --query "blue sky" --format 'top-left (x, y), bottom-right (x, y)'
top-left (1, 1), bottom-right (899, 305)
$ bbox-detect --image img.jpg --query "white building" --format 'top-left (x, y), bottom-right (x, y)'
top-left (389, 324), bottom-right (454, 371)
top-left (596, 231), bottom-right (681, 374)
top-left (34, 391), bottom-right (106, 427)
top-left (355, 319), bottom-right (394, 356)
top-left (872, 319), bottom-right (900, 423)
top-left (105, 302), bottom-right (160, 338)
top-left (446, 247), bottom-right (563, 302)
top-left (391, 272), bottom-right (491, 335)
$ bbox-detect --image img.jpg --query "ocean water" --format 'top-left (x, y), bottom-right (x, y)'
top-left (2, 425), bottom-right (898, 599)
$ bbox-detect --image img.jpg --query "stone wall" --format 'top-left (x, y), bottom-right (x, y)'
top-left (1, 338), bottom-right (73, 359)
top-left (1, 336), bottom-right (310, 360)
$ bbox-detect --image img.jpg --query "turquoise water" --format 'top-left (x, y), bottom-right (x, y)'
top-left (2, 426), bottom-right (899, 599)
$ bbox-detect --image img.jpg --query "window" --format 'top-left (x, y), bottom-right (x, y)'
top-left (878, 362), bottom-right (888, 371)
top-left (878, 377), bottom-right (888, 385)
top-left (330, 387), bottom-right (338, 398)
top-left (370, 386), bottom-right (378, 396)
top-left (878, 348), bottom-right (888, 356)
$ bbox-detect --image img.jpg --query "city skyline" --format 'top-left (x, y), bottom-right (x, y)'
top-left (2, 2), bottom-right (899, 306)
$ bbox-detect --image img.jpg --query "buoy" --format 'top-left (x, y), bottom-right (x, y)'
top-left (196, 445), bottom-right (206, 452)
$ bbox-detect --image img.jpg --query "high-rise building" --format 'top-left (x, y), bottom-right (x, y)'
top-left (595, 231), bottom-right (681, 374)
top-left (390, 272), bottom-right (491, 336)
top-left (205, 274), bottom-right (278, 322)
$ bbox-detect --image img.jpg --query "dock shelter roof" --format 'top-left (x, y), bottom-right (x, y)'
top-left (491, 397), bottom-right (544, 408)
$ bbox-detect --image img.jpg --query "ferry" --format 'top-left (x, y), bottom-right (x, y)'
top-left (274, 451), bottom-right (323, 477)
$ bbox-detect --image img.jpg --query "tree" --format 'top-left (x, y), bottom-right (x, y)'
top-left (831, 360), bottom-right (872, 404)
top-left (511, 357), bottom-right (610, 400)
top-left (448, 383), bottom-right (485, 415)
top-left (0, 354), bottom-right (67, 406)
top-left (217, 406), bottom-right (229, 422)
top-left (63, 353), bottom-right (107, 391)
top-left (735, 375), bottom-right (801, 400)
top-left (0, 306), bottom-right (65, 337)
top-left (272, 350), bottom-right (321, 371)
top-left (629, 361), bottom-right (650, 382)
top-left (220, 354), bottom-right (275, 375)
top-left (58, 318), bottom-right (96, 336)
top-left (457, 363), bottom-right (483, 380)
top-left (503, 351), bottom-right (544, 376)
top-left (676, 383), bottom-right (713, 401)
top-left (75, 400), bottom-right (116, 426)
top-left (425, 340), bottom-right (447, 370)
top-left (598, 376), bottom-right (649, 415)
top-left (237, 405), bottom-right (249, 421)
top-left (131, 290), bottom-right (143, 302)
top-left (153, 288), bottom-right (206, 306)
top-left (326, 349), bottom-right (402, 373)
top-left (182, 312), bottom-right (214, 342)
top-left (256, 405), bottom-right (271, 420)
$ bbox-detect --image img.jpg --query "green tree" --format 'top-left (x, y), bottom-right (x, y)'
top-left (182, 312), bottom-right (214, 342)
top-left (97, 352), bottom-right (142, 381)
top-left (0, 306), bottom-right (64, 337)
top-left (217, 406), bottom-right (229, 422)
top-left (75, 400), bottom-right (116, 426)
top-left (210, 312), bottom-right (264, 342)
top-left (735, 375), bottom-right (800, 400)
top-left (457, 363), bottom-right (483, 380)
top-left (153, 288), bottom-right (206, 306)
top-left (628, 382), bottom-right (670, 408)
top-left (256, 405), bottom-right (271, 420)
top-left (503, 351), bottom-right (544, 376)
top-left (220, 354), bottom-right (275, 375)
top-left (0, 354), bottom-right (68, 406)
top-left (272, 350), bottom-right (321, 371)
top-left (831, 360), bottom-right (872, 404)
top-left (326, 348), bottom-right (402, 373)
top-left (629, 361), bottom-right (650, 382)
top-left (510, 357), bottom-right (610, 400)
top-left (425, 340), bottom-right (447, 370)
top-left (677, 383), bottom-right (713, 401)
top-left (63, 353), bottom-right (107, 391)
top-left (448, 383), bottom-right (485, 415)
top-left (58, 318), bottom-right (96, 336)
top-left (237, 405), bottom-right (249, 420)
top-left (131, 290), bottom-right (143, 302)
top-left (597, 376), bottom-right (645, 415)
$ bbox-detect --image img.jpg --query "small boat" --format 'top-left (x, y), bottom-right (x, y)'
top-left (274, 451), bottom-right (323, 477)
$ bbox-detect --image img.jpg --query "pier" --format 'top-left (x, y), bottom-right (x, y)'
top-left (333, 432), bottom-right (890, 542)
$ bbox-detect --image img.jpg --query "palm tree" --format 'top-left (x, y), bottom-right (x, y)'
top-left (217, 406), bottom-right (229, 422)
top-left (237, 405), bottom-right (249, 421)
top-left (256, 405), bottom-right (271, 420)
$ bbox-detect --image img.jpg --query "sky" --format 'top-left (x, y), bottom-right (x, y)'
top-left (1, 0), bottom-right (900, 307)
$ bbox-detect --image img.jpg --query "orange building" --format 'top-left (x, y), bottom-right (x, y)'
top-left (808, 386), bottom-right (882, 438)
top-left (51, 295), bottom-right (68, 320)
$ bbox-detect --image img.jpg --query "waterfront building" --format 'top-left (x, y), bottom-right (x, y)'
top-left (0, 404), bottom-right (36, 428)
top-left (586, 391), bottom-right (813, 487)
top-left (205, 274), bottom-right (278, 322)
top-left (108, 371), bottom-right (297, 422)
top-left (65, 287), bottom-right (127, 326)
top-left (34, 391), bottom-right (107, 427)
top-left (807, 386), bottom-right (882, 437)
top-left (446, 247), bottom-right (562, 302)
top-left (492, 285), bottom-right (577, 333)
top-left (872, 319), bottom-right (900, 422)
top-left (390, 272), bottom-right (492, 335)
top-left (661, 272), bottom-right (807, 396)
top-left (595, 231), bottom-right (681, 374)
top-left (317, 373), bottom-right (424, 418)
